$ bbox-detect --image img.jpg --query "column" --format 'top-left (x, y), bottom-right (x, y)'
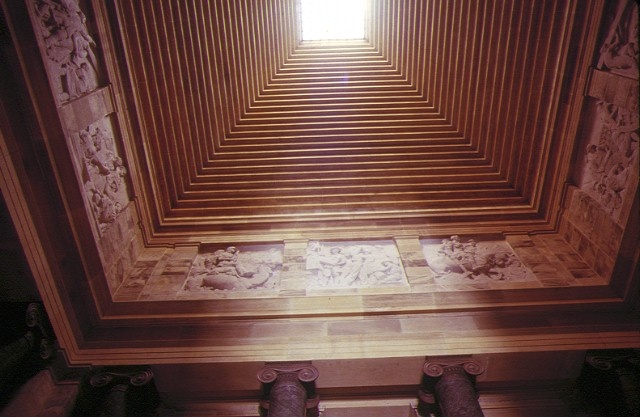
top-left (257, 362), bottom-right (319, 417)
top-left (0, 332), bottom-right (35, 392)
top-left (577, 350), bottom-right (640, 416)
top-left (419, 357), bottom-right (485, 417)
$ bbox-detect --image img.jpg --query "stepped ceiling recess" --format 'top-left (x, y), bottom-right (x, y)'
top-left (115, 0), bottom-right (578, 242)
top-left (1, 0), bottom-right (639, 411)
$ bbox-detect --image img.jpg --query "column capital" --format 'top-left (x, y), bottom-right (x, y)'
top-left (423, 357), bottom-right (485, 378)
top-left (89, 366), bottom-right (154, 388)
top-left (258, 361), bottom-right (320, 415)
top-left (419, 356), bottom-right (486, 413)
top-left (585, 349), bottom-right (639, 371)
top-left (257, 361), bottom-right (319, 384)
top-left (25, 302), bottom-right (55, 360)
top-left (86, 367), bottom-right (155, 417)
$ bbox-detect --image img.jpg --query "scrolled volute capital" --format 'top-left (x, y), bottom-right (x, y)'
top-left (129, 369), bottom-right (154, 386)
top-left (586, 355), bottom-right (613, 370)
top-left (423, 362), bottom-right (445, 377)
top-left (585, 350), bottom-right (639, 371)
top-left (462, 359), bottom-right (485, 376)
top-left (89, 367), bottom-right (154, 388)
top-left (256, 367), bottom-right (279, 384)
top-left (24, 303), bottom-right (55, 359)
top-left (25, 303), bottom-right (43, 329)
top-left (257, 362), bottom-right (319, 384)
top-left (298, 365), bottom-right (320, 383)
top-left (89, 372), bottom-right (114, 387)
top-left (423, 357), bottom-right (485, 378)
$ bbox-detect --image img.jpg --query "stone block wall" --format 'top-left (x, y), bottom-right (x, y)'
top-left (99, 204), bottom-right (144, 294)
top-left (559, 186), bottom-right (624, 281)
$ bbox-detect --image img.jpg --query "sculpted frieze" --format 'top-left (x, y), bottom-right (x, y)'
top-left (306, 241), bottom-right (406, 288)
top-left (30, 0), bottom-right (100, 102)
top-left (597, 0), bottom-right (638, 79)
top-left (580, 101), bottom-right (638, 219)
top-left (184, 246), bottom-right (283, 292)
top-left (73, 118), bottom-right (129, 234)
top-left (422, 236), bottom-right (536, 284)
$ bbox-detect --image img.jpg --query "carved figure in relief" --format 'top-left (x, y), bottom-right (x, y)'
top-left (186, 247), bottom-right (282, 291)
top-left (585, 143), bottom-right (611, 175)
top-left (574, 193), bottom-right (599, 236)
top-left (32, 0), bottom-right (99, 102)
top-left (435, 236), bottom-right (512, 280)
top-left (582, 102), bottom-right (639, 217)
top-left (423, 237), bottom-right (535, 284)
top-left (598, 0), bottom-right (639, 78)
top-left (76, 120), bottom-right (128, 233)
top-left (306, 241), bottom-right (405, 288)
top-left (87, 187), bottom-right (118, 224)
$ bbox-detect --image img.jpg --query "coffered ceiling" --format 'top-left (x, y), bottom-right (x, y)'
top-left (115, 0), bottom-right (579, 242)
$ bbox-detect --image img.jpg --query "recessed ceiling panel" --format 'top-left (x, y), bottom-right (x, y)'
top-left (115, 0), bottom-right (577, 239)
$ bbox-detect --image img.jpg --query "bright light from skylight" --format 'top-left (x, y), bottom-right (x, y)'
top-left (300, 0), bottom-right (367, 41)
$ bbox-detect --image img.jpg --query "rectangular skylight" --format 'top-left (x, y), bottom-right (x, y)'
top-left (300, 0), bottom-right (367, 41)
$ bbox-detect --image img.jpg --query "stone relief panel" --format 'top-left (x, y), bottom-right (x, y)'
top-left (577, 101), bottom-right (638, 220)
top-left (306, 241), bottom-right (407, 289)
top-left (29, 0), bottom-right (100, 103)
top-left (183, 245), bottom-right (283, 292)
top-left (421, 236), bottom-right (536, 285)
top-left (72, 117), bottom-right (129, 234)
top-left (597, 0), bottom-right (639, 79)
top-left (572, 0), bottom-right (639, 225)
